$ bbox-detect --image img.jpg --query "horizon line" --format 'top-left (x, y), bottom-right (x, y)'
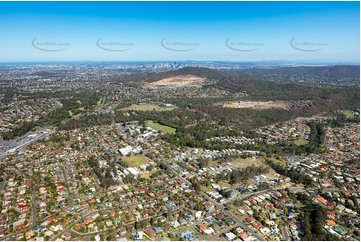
top-left (0, 60), bottom-right (359, 65)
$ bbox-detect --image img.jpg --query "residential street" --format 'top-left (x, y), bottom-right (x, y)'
top-left (62, 166), bottom-right (74, 208)
top-left (32, 181), bottom-right (37, 228)
top-left (282, 223), bottom-right (290, 241)
top-left (0, 176), bottom-right (5, 194)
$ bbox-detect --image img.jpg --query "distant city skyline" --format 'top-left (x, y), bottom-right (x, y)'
top-left (0, 1), bottom-right (359, 63)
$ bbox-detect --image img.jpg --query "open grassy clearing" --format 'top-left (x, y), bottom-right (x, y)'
top-left (220, 100), bottom-right (288, 110)
top-left (140, 171), bottom-right (155, 179)
top-left (145, 120), bottom-right (176, 134)
top-left (122, 104), bottom-right (160, 111)
top-left (68, 107), bottom-right (85, 117)
top-left (218, 181), bottom-right (231, 188)
top-left (293, 138), bottom-right (309, 146)
top-left (185, 121), bottom-right (198, 128)
top-left (122, 155), bottom-right (149, 167)
top-left (200, 185), bottom-right (213, 193)
top-left (268, 157), bottom-right (287, 168)
top-left (121, 103), bottom-right (178, 112)
top-left (207, 160), bottom-right (219, 167)
top-left (230, 157), bottom-right (264, 169)
top-left (342, 111), bottom-right (354, 119)
top-left (158, 106), bottom-right (177, 111)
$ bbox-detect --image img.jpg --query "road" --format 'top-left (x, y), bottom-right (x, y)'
top-left (32, 181), bottom-right (37, 228)
top-left (282, 223), bottom-right (290, 241)
top-left (62, 166), bottom-right (74, 208)
top-left (166, 165), bottom-right (360, 242)
top-left (0, 176), bottom-right (6, 194)
top-left (71, 227), bottom-right (112, 237)
top-left (6, 130), bottom-right (53, 153)
top-left (204, 223), bottom-right (239, 241)
top-left (0, 128), bottom-right (55, 160)
top-left (170, 164), bottom-right (265, 241)
top-left (226, 209), bottom-right (264, 241)
top-left (50, 208), bottom-right (111, 240)
top-left (50, 196), bottom-right (170, 241)
top-left (0, 207), bottom-right (72, 240)
top-left (222, 186), bottom-right (304, 206)
top-left (201, 189), bottom-right (265, 240)
top-left (164, 221), bottom-right (206, 241)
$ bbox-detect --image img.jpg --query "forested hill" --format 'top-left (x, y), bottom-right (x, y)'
top-left (121, 66), bottom-right (359, 110)
top-left (123, 65), bottom-right (360, 87)
top-left (238, 65), bottom-right (360, 79)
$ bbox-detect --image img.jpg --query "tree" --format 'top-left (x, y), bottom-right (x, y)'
top-left (198, 158), bottom-right (209, 168)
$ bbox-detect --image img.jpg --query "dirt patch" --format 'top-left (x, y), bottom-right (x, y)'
top-left (140, 171), bottom-right (155, 179)
top-left (230, 157), bottom-right (264, 169)
top-left (219, 100), bottom-right (313, 110)
top-left (221, 101), bottom-right (288, 110)
top-left (144, 74), bottom-right (206, 88)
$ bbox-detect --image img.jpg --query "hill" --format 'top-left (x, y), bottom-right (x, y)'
top-left (122, 67), bottom-right (225, 86)
top-left (239, 65), bottom-right (360, 78)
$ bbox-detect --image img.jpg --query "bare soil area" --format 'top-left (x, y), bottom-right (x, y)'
top-left (219, 100), bottom-right (313, 110)
top-left (144, 74), bottom-right (206, 88)
top-left (221, 100), bottom-right (288, 110)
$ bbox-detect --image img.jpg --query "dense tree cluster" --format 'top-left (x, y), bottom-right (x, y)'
top-left (229, 165), bottom-right (270, 184)
top-left (87, 155), bottom-right (117, 188)
top-left (301, 205), bottom-right (341, 241)
top-left (266, 159), bottom-right (314, 187)
top-left (303, 121), bottom-right (326, 154)
top-left (213, 165), bottom-right (270, 185)
top-left (2, 121), bottom-right (36, 140)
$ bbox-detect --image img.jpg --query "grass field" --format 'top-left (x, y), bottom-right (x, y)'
top-left (208, 160), bottom-right (219, 167)
top-left (293, 138), bottom-right (309, 146)
top-left (140, 171), bottom-right (155, 179)
top-left (122, 104), bottom-right (160, 111)
top-left (200, 185), bottom-right (213, 192)
top-left (122, 155), bottom-right (149, 167)
top-left (68, 107), bottom-right (84, 117)
top-left (121, 103), bottom-right (178, 112)
top-left (145, 120), bottom-right (176, 134)
top-left (218, 181), bottom-right (231, 188)
top-left (230, 157), bottom-right (264, 169)
top-left (158, 106), bottom-right (177, 111)
top-left (185, 121), bottom-right (197, 128)
top-left (342, 111), bottom-right (354, 119)
top-left (268, 157), bottom-right (287, 168)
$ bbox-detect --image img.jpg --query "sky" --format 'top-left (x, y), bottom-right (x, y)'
top-left (0, 1), bottom-right (359, 63)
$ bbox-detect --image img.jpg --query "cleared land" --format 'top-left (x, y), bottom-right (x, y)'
top-left (144, 74), bottom-right (206, 88)
top-left (122, 104), bottom-right (160, 111)
top-left (230, 157), bottom-right (264, 169)
top-left (159, 106), bottom-right (177, 111)
top-left (145, 120), bottom-right (176, 134)
top-left (221, 101), bottom-right (288, 110)
top-left (207, 160), bottom-right (219, 167)
top-left (219, 100), bottom-right (314, 110)
top-left (293, 138), bottom-right (309, 146)
top-left (122, 155), bottom-right (149, 167)
top-left (268, 157), bottom-right (287, 168)
top-left (342, 111), bottom-right (355, 119)
top-left (121, 103), bottom-right (177, 111)
top-left (140, 171), bottom-right (155, 179)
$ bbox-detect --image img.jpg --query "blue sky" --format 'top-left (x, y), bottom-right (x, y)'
top-left (0, 1), bottom-right (359, 62)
